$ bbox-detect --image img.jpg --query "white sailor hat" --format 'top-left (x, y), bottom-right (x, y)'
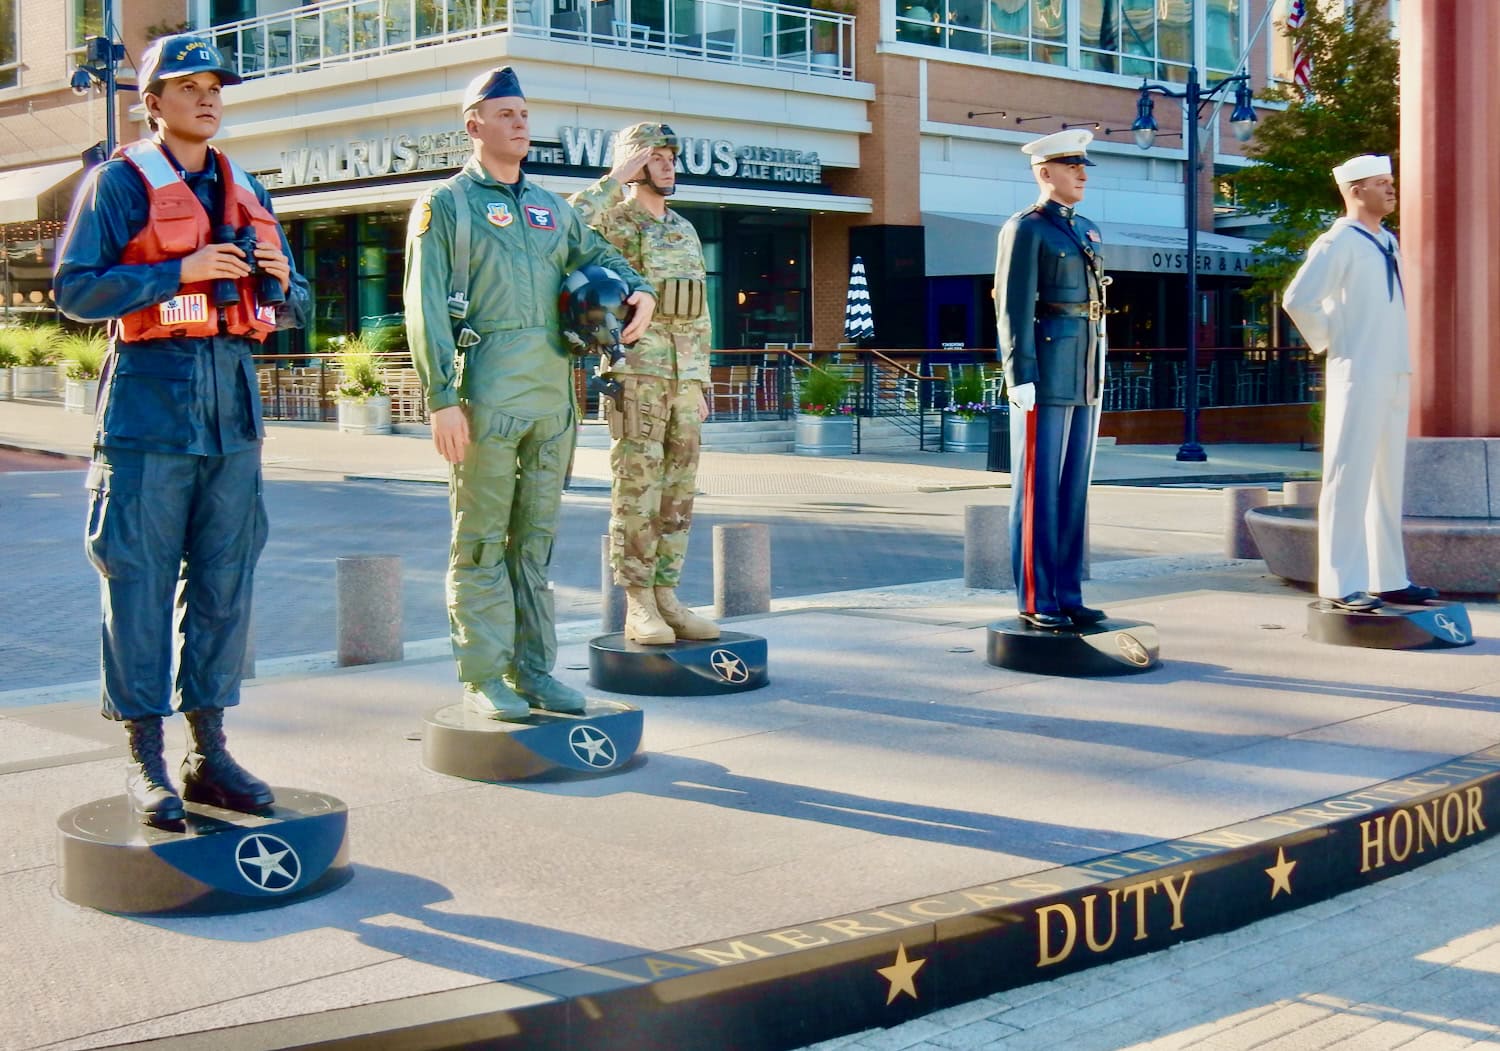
top-left (1331, 154), bottom-right (1391, 185)
top-left (1021, 128), bottom-right (1096, 167)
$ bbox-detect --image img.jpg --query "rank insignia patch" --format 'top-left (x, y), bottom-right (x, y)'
top-left (487, 202), bottom-right (515, 228)
top-left (1086, 228), bottom-right (1101, 242)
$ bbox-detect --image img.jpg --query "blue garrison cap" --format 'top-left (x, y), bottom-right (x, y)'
top-left (462, 66), bottom-right (524, 114)
top-left (138, 34), bottom-right (242, 95)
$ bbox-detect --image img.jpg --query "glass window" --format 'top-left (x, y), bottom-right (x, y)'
top-left (1081, 0), bottom-right (1191, 82)
top-left (896, 0), bottom-right (1065, 65)
top-left (0, 0), bottom-right (17, 89)
top-left (69, 0), bottom-right (103, 52)
top-left (1206, 0), bottom-right (1241, 76)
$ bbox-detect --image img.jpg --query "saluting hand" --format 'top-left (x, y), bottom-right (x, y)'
top-left (179, 242), bottom-right (251, 286)
top-left (431, 405), bottom-right (470, 465)
top-left (621, 292), bottom-right (656, 343)
top-left (607, 146), bottom-right (654, 188)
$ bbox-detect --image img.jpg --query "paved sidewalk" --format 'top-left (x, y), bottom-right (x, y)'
top-left (11, 399), bottom-right (1500, 1051)
top-left (0, 396), bottom-right (1322, 493)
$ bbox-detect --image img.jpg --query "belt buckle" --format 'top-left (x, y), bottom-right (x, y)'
top-left (1088, 301), bottom-right (1102, 322)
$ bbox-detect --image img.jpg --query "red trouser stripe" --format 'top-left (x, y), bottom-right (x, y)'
top-left (1021, 408), bottom-right (1038, 612)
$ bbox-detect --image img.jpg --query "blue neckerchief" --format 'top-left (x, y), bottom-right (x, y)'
top-left (1348, 224), bottom-right (1403, 303)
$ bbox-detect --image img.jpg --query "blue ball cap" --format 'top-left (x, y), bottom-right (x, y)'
top-left (138, 34), bottom-right (242, 95)
top-left (462, 66), bottom-right (524, 114)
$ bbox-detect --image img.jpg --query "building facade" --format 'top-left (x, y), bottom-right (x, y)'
top-left (0, 0), bottom-right (1397, 438)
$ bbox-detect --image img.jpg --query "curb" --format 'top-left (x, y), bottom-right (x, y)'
top-left (127, 745), bottom-right (1500, 1050)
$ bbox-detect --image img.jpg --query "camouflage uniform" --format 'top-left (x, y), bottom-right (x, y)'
top-left (569, 160), bottom-right (711, 591)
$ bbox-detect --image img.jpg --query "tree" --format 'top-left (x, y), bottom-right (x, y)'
top-left (1231, 0), bottom-right (1399, 300)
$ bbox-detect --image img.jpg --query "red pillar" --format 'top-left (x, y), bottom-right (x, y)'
top-left (1401, 0), bottom-right (1500, 437)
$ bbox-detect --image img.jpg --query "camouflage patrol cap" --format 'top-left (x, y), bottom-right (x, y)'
top-left (614, 121), bottom-right (679, 163)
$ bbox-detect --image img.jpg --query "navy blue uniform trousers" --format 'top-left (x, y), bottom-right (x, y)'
top-left (1009, 402), bottom-right (1097, 615)
top-left (85, 447), bottom-right (267, 721)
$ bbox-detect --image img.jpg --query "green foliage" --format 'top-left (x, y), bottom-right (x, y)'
top-left (1230, 1), bottom-right (1400, 299)
top-left (59, 330), bottom-right (109, 380)
top-left (946, 365), bottom-right (992, 418)
top-left (1, 324), bottom-right (62, 367)
top-left (334, 336), bottom-right (389, 399)
top-left (797, 366), bottom-right (850, 416)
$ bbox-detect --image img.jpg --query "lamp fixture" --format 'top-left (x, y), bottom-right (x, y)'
top-left (1014, 114), bottom-right (1055, 125)
top-left (1061, 121), bottom-right (1101, 131)
top-left (966, 109), bottom-right (1007, 119)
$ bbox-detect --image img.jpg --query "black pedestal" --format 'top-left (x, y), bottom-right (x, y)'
top-left (1306, 600), bottom-right (1474, 649)
top-left (987, 618), bottom-right (1161, 676)
top-left (57, 788), bottom-right (350, 915)
top-left (588, 630), bottom-right (769, 696)
top-left (422, 701), bottom-right (643, 781)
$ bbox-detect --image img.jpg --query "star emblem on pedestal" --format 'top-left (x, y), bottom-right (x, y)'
top-left (568, 724), bottom-right (618, 768)
top-left (877, 943), bottom-right (926, 1005)
top-left (234, 832), bottom-right (300, 892)
top-left (709, 649), bottom-right (750, 684)
top-left (1265, 846), bottom-right (1297, 899)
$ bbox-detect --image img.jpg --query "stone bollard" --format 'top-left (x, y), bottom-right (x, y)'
top-left (1225, 486), bottom-right (1270, 558)
top-left (336, 555), bottom-right (403, 667)
top-left (714, 523), bottom-right (771, 619)
top-left (1282, 480), bottom-right (1322, 507)
top-left (600, 534), bottom-right (625, 633)
top-left (964, 505), bottom-right (1012, 589)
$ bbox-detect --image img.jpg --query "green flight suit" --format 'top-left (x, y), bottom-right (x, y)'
top-left (568, 176), bottom-right (710, 588)
top-left (404, 158), bottom-right (652, 688)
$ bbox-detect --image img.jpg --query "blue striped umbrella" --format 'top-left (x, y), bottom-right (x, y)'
top-left (843, 255), bottom-right (874, 343)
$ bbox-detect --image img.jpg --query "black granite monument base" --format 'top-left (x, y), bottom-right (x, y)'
top-left (1307, 600), bottom-right (1475, 649)
top-left (987, 618), bottom-right (1161, 676)
top-left (422, 701), bottom-right (643, 781)
top-left (57, 788), bottom-right (350, 915)
top-left (588, 630), bottom-right (769, 696)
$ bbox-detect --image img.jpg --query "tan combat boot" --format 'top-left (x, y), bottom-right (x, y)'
top-left (655, 587), bottom-right (721, 641)
top-left (625, 586), bottom-right (676, 645)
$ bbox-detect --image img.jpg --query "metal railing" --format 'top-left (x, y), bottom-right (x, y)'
top-left (210, 0), bottom-right (855, 82)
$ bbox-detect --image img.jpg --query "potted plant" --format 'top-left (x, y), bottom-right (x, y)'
top-left (793, 365), bottom-right (855, 455)
top-left (59, 329), bottom-right (109, 413)
top-left (333, 336), bottom-right (393, 434)
top-left (807, 0), bottom-right (853, 64)
top-left (941, 365), bottom-right (995, 452)
top-left (0, 335), bottom-right (17, 401)
top-left (10, 324), bottom-right (61, 398)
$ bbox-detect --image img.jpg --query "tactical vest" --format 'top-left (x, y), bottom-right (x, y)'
top-left (116, 141), bottom-right (281, 342)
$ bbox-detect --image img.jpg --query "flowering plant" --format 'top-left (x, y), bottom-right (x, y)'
top-left (943, 366), bottom-right (994, 419)
top-left (943, 401), bottom-right (992, 421)
top-left (797, 366), bottom-right (852, 417)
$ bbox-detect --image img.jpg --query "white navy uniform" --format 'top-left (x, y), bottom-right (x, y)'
top-left (1283, 214), bottom-right (1413, 601)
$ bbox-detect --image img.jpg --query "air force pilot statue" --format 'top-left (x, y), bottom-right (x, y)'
top-left (995, 129), bottom-right (1107, 631)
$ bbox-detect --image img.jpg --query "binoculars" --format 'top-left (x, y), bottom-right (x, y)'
top-left (211, 225), bottom-right (287, 308)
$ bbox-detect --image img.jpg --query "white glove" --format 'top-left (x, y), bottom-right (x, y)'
top-left (1008, 382), bottom-right (1036, 413)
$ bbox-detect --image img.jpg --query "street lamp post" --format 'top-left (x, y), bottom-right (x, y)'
top-left (1132, 68), bottom-right (1257, 462)
top-left (71, 0), bottom-right (127, 161)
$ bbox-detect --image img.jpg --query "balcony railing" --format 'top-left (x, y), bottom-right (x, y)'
top-left (211, 0), bottom-right (855, 83)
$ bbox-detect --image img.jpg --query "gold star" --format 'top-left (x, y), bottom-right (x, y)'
top-left (1265, 847), bottom-right (1297, 899)
top-left (877, 943), bottom-right (926, 1005)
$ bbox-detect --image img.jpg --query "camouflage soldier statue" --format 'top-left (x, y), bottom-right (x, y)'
top-left (569, 122), bottom-right (719, 645)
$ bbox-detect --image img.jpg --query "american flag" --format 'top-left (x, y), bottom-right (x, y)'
top-left (1286, 0), bottom-right (1312, 89)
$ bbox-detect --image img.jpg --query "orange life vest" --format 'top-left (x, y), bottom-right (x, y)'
top-left (116, 140), bottom-right (282, 343)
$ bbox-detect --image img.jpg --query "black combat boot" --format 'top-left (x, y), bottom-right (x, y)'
top-left (180, 709), bottom-right (275, 812)
top-left (124, 717), bottom-right (185, 826)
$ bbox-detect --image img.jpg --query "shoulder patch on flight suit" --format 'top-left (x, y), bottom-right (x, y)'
top-left (412, 197), bottom-right (432, 236)
top-left (524, 204), bottom-right (557, 230)
top-left (486, 202), bottom-right (515, 228)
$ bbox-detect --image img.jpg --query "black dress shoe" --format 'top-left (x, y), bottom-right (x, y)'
top-left (1329, 592), bottom-right (1383, 612)
top-left (1378, 584), bottom-right (1440, 604)
top-left (1062, 605), bottom-right (1107, 625)
top-left (1019, 610), bottom-right (1073, 630)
